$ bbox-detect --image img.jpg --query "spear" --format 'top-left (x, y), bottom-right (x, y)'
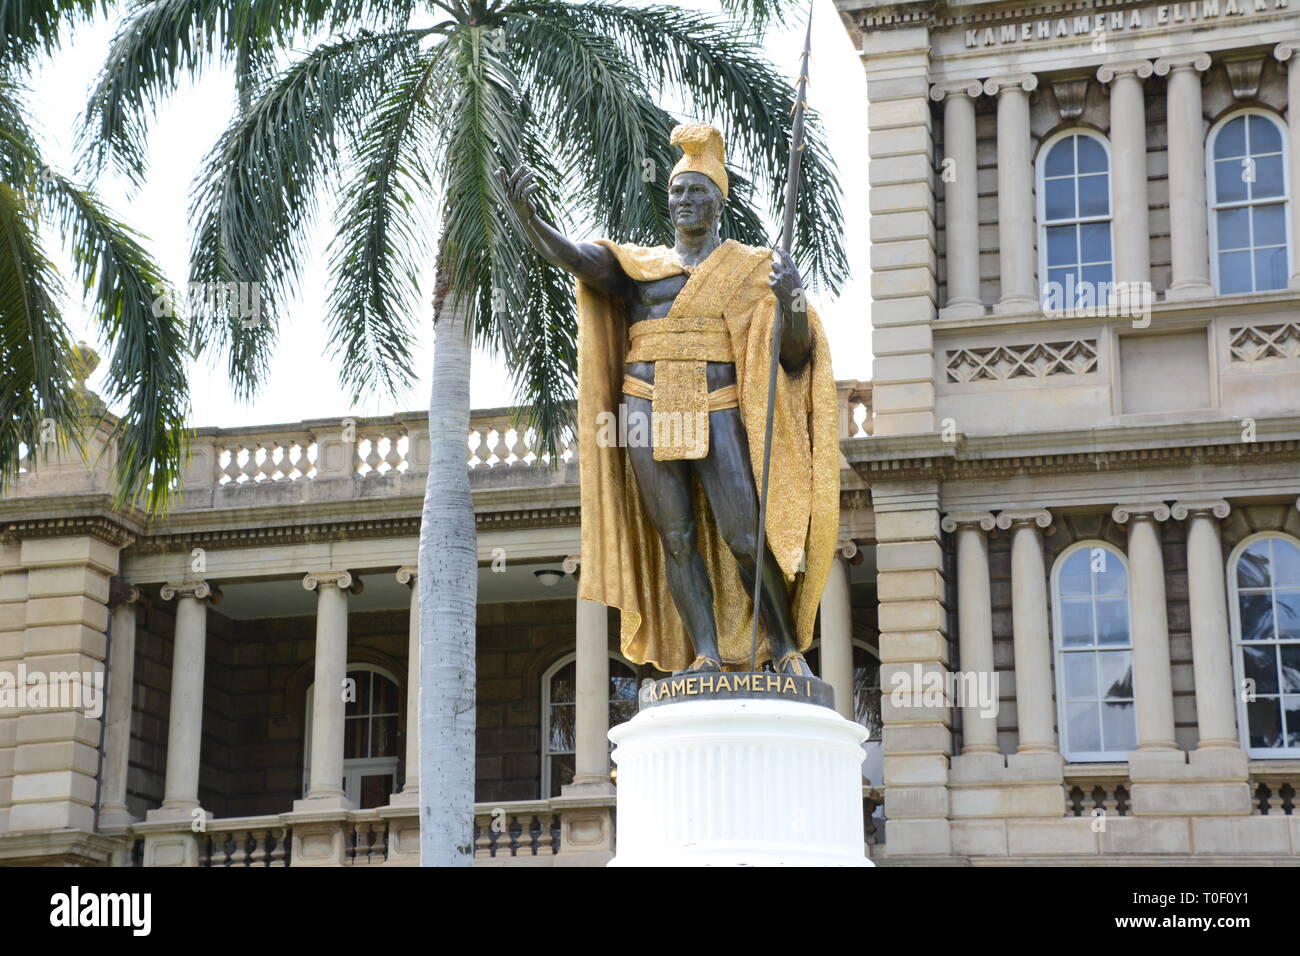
top-left (750, 5), bottom-right (814, 672)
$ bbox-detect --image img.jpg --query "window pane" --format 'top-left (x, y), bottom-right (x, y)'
top-left (1238, 540), bottom-right (1273, 588)
top-left (550, 661), bottom-right (576, 703)
top-left (1274, 540), bottom-right (1300, 586)
top-left (1095, 597), bottom-right (1129, 645)
top-left (1254, 247), bottom-right (1288, 292)
top-left (1046, 225), bottom-right (1077, 266)
top-left (1251, 155), bottom-right (1285, 200)
top-left (1066, 701), bottom-right (1102, 753)
top-left (1247, 696), bottom-right (1283, 749)
top-left (371, 715), bottom-right (398, 757)
top-left (1045, 139), bottom-right (1074, 176)
top-left (1219, 251), bottom-right (1252, 294)
top-left (1045, 178), bottom-right (1075, 221)
top-left (549, 754), bottom-right (575, 797)
top-left (1239, 593), bottom-right (1275, 642)
top-left (1098, 650), bottom-right (1133, 700)
top-left (1252, 203), bottom-right (1286, 246)
top-left (1059, 549), bottom-right (1092, 596)
top-left (1215, 159), bottom-right (1249, 204)
top-left (1077, 136), bottom-right (1107, 174)
top-left (1214, 116), bottom-right (1247, 159)
top-left (1081, 265), bottom-right (1113, 304)
top-left (1047, 268), bottom-right (1076, 301)
top-left (1080, 222), bottom-right (1111, 263)
top-left (344, 717), bottom-right (366, 759)
top-left (1243, 643), bottom-right (1279, 695)
top-left (609, 699), bottom-right (637, 727)
top-left (1285, 697), bottom-right (1300, 747)
top-left (1060, 598), bottom-right (1094, 646)
top-left (548, 703), bottom-right (576, 751)
top-left (1093, 549), bottom-right (1127, 595)
top-left (1217, 207), bottom-right (1251, 250)
top-left (1248, 114), bottom-right (1282, 154)
top-left (1063, 652), bottom-right (1096, 700)
top-left (1276, 591), bottom-right (1300, 639)
top-left (346, 670), bottom-right (369, 716)
top-left (1078, 175), bottom-right (1109, 217)
top-left (610, 672), bottom-right (638, 701)
top-left (1100, 700), bottom-right (1137, 752)
top-left (1280, 644), bottom-right (1300, 694)
top-left (372, 675), bottom-right (398, 714)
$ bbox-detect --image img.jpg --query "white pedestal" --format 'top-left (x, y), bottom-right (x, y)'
top-left (609, 697), bottom-right (873, 866)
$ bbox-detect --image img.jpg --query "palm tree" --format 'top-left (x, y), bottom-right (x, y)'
top-left (79, 0), bottom-right (848, 865)
top-left (1, 0), bottom-right (190, 513)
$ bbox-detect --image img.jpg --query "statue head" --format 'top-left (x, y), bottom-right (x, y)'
top-left (668, 123), bottom-right (727, 240)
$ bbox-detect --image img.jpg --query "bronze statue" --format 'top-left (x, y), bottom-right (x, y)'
top-left (497, 123), bottom-right (840, 676)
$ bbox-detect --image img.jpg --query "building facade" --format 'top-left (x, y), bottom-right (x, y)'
top-left (1, 0), bottom-right (1298, 868)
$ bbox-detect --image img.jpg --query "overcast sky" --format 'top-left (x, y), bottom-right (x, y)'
top-left (29, 0), bottom-right (871, 430)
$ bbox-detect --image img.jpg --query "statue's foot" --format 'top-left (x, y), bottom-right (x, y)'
top-left (686, 654), bottom-right (723, 673)
top-left (773, 650), bottom-right (813, 677)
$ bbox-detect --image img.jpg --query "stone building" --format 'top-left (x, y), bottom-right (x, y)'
top-left (1, 0), bottom-right (1298, 868)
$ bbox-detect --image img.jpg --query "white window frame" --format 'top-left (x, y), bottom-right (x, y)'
top-left (1036, 129), bottom-right (1115, 309)
top-left (1050, 540), bottom-right (1137, 762)
top-left (540, 650), bottom-right (637, 798)
top-left (303, 663), bottom-right (402, 804)
top-left (1227, 531), bottom-right (1300, 759)
top-left (1207, 108), bottom-right (1292, 295)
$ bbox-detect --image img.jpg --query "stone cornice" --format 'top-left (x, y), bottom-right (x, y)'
top-left (0, 512), bottom-right (137, 548)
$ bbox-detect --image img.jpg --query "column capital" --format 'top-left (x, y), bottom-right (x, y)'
top-left (1096, 59), bottom-right (1153, 84)
top-left (395, 565), bottom-right (417, 586)
top-left (836, 539), bottom-right (867, 563)
top-left (942, 511), bottom-right (996, 533)
top-left (983, 73), bottom-right (1037, 96)
top-left (561, 554), bottom-right (582, 575)
top-left (1170, 499), bottom-right (1231, 521)
top-left (1274, 40), bottom-right (1300, 63)
top-left (994, 508), bottom-right (1051, 531)
top-left (1153, 52), bottom-right (1212, 76)
top-left (303, 570), bottom-right (362, 593)
top-left (160, 580), bottom-right (221, 603)
top-left (108, 578), bottom-right (142, 609)
top-left (929, 78), bottom-right (983, 102)
top-left (1112, 502), bottom-right (1171, 524)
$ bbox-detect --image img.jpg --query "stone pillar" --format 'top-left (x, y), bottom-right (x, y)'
top-left (931, 80), bottom-right (985, 319)
top-left (873, 481), bottom-right (951, 857)
top-left (563, 555), bottom-right (613, 793)
top-left (150, 580), bottom-right (218, 820)
top-left (985, 74), bottom-right (1039, 313)
top-left (298, 570), bottom-right (360, 810)
top-left (390, 566), bottom-right (419, 806)
top-left (1097, 60), bottom-right (1153, 287)
top-left (942, 512), bottom-right (998, 754)
top-left (99, 582), bottom-right (142, 828)
top-left (861, 26), bottom-right (937, 435)
top-left (1274, 43), bottom-right (1300, 288)
top-left (1111, 503), bottom-right (1177, 752)
top-left (0, 539), bottom-right (25, 834)
top-left (819, 542), bottom-right (857, 722)
top-left (1154, 53), bottom-right (1213, 300)
top-left (996, 510), bottom-right (1057, 754)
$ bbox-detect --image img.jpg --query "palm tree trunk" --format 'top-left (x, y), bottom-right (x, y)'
top-left (418, 262), bottom-right (477, 866)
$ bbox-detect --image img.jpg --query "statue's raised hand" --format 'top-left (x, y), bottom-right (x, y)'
top-left (496, 165), bottom-right (540, 222)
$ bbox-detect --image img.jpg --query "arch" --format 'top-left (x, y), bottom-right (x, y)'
top-left (1050, 540), bottom-right (1136, 761)
top-left (540, 650), bottom-right (638, 798)
top-left (1207, 108), bottom-right (1290, 294)
top-left (303, 663), bottom-right (402, 808)
top-left (1036, 128), bottom-right (1115, 311)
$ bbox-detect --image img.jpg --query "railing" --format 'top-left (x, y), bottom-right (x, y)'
top-left (1249, 769), bottom-right (1297, 816)
top-left (1064, 765), bottom-right (1131, 818)
top-left (203, 816), bottom-right (291, 867)
top-left (473, 802), bottom-right (561, 859)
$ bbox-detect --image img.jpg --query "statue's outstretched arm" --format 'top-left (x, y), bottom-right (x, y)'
top-left (496, 166), bottom-right (627, 299)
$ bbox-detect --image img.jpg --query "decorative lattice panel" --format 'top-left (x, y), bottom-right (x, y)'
top-left (1228, 323), bottom-right (1300, 363)
top-left (945, 340), bottom-right (1099, 383)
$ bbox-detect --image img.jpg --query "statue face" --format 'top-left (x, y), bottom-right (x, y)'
top-left (668, 172), bottom-right (723, 236)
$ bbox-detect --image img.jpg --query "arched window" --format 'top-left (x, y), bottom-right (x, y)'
top-left (303, 664), bottom-right (401, 809)
top-left (1209, 111), bottom-right (1290, 294)
top-left (1051, 543), bottom-right (1136, 761)
top-left (1228, 533), bottom-right (1300, 756)
top-left (541, 652), bottom-right (638, 798)
top-left (1038, 131), bottom-right (1114, 310)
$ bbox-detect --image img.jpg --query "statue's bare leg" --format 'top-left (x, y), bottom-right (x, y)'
top-left (693, 404), bottom-right (811, 676)
top-left (623, 392), bottom-right (723, 672)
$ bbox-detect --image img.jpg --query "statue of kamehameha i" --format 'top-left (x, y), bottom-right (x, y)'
top-left (497, 124), bottom-right (840, 676)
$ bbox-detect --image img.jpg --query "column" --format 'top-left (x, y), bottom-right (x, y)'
top-left (984, 74), bottom-right (1039, 313)
top-left (391, 566), bottom-right (419, 804)
top-left (299, 570), bottom-right (359, 809)
top-left (1112, 504), bottom-right (1177, 751)
top-left (564, 555), bottom-right (613, 791)
top-left (931, 80), bottom-right (985, 319)
top-left (1274, 43), bottom-right (1300, 288)
top-left (819, 542), bottom-right (857, 722)
top-left (1170, 501), bottom-right (1239, 748)
top-left (995, 509), bottom-right (1056, 753)
top-left (1097, 60), bottom-right (1154, 287)
top-left (99, 582), bottom-right (141, 827)
top-left (1154, 53), bottom-right (1213, 300)
top-left (942, 512), bottom-right (998, 754)
top-left (150, 580), bottom-right (218, 819)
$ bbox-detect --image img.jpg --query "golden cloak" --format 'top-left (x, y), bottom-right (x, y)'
top-left (576, 238), bottom-right (841, 673)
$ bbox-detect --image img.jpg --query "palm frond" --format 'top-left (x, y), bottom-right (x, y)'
top-left (0, 0), bottom-right (102, 73)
